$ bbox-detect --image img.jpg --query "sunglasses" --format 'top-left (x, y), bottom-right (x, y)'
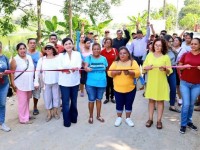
top-left (105, 31), bottom-right (110, 33)
top-left (45, 46), bottom-right (53, 50)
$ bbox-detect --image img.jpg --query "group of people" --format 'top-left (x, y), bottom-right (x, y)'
top-left (0, 22), bottom-right (200, 135)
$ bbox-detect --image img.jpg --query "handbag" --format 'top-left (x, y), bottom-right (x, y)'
top-left (2, 55), bottom-right (14, 97)
top-left (14, 59), bottom-right (29, 80)
top-left (39, 57), bottom-right (44, 88)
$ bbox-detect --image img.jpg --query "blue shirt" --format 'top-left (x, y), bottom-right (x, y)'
top-left (130, 26), bottom-right (150, 57)
top-left (27, 51), bottom-right (40, 68)
top-left (0, 55), bottom-right (9, 86)
top-left (85, 55), bottom-right (108, 87)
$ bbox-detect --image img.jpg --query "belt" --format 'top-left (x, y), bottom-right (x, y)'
top-left (133, 56), bottom-right (143, 59)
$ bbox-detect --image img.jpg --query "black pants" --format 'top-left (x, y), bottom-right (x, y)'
top-left (133, 56), bottom-right (143, 66)
top-left (106, 73), bottom-right (114, 100)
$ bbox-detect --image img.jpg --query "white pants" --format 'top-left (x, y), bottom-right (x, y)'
top-left (43, 83), bottom-right (60, 109)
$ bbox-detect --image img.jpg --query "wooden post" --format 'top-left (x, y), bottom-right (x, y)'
top-left (37, 0), bottom-right (42, 44)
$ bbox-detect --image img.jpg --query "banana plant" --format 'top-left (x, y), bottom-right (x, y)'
top-left (89, 15), bottom-right (112, 35)
top-left (41, 16), bottom-right (66, 42)
top-left (127, 12), bottom-right (148, 33)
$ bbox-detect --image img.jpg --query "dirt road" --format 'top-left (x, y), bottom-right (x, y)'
top-left (0, 90), bottom-right (199, 150)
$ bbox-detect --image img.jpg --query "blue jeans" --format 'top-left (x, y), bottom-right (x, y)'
top-left (0, 83), bottom-right (9, 124)
top-left (86, 85), bottom-right (105, 102)
top-left (180, 80), bottom-right (200, 126)
top-left (60, 85), bottom-right (79, 127)
top-left (114, 88), bottom-right (136, 113)
top-left (167, 68), bottom-right (177, 106)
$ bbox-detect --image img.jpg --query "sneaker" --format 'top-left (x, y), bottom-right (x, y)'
top-left (1, 123), bottom-right (11, 132)
top-left (114, 117), bottom-right (122, 127)
top-left (80, 92), bottom-right (84, 97)
top-left (178, 99), bottom-right (182, 106)
top-left (111, 99), bottom-right (115, 103)
top-left (125, 118), bottom-right (134, 127)
top-left (103, 99), bottom-right (109, 104)
top-left (179, 126), bottom-right (186, 134)
top-left (187, 123), bottom-right (198, 131)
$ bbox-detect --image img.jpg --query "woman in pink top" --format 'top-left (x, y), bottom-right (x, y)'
top-left (80, 37), bottom-right (92, 97)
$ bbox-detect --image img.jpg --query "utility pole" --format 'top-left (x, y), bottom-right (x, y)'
top-left (147, 0), bottom-right (151, 21)
top-left (163, 0), bottom-right (166, 20)
top-left (68, 0), bottom-right (73, 39)
top-left (37, 0), bottom-right (42, 44)
top-left (175, 0), bottom-right (179, 31)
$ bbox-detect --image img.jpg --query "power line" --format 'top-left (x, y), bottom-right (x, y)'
top-left (42, 0), bottom-right (63, 7)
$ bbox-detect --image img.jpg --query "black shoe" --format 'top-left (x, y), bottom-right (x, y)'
top-left (111, 99), bottom-right (115, 103)
top-left (103, 99), bottom-right (109, 104)
top-left (179, 126), bottom-right (186, 134)
top-left (187, 123), bottom-right (198, 131)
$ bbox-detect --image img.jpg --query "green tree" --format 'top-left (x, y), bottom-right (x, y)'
top-left (0, 0), bottom-right (36, 36)
top-left (179, 13), bottom-right (199, 29)
top-left (158, 3), bottom-right (177, 30)
top-left (179, 0), bottom-right (200, 30)
top-left (62, 0), bottom-right (122, 38)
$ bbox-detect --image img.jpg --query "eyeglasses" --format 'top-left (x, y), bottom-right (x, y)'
top-left (155, 45), bottom-right (162, 48)
top-left (119, 52), bottom-right (128, 55)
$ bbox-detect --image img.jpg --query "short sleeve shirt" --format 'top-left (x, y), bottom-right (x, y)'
top-left (180, 52), bottom-right (200, 84)
top-left (85, 55), bottom-right (108, 87)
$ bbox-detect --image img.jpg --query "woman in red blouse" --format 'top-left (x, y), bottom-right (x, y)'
top-left (101, 38), bottom-right (118, 104)
top-left (179, 38), bottom-right (200, 134)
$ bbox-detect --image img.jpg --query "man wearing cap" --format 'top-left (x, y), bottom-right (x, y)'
top-left (130, 22), bottom-right (150, 66)
top-left (27, 38), bottom-right (43, 115)
top-left (87, 32), bottom-right (94, 43)
top-left (101, 30), bottom-right (110, 48)
top-left (49, 33), bottom-right (64, 53)
top-left (113, 25), bottom-right (130, 51)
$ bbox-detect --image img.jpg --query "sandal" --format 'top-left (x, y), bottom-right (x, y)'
top-left (88, 118), bottom-right (93, 124)
top-left (33, 109), bottom-right (39, 115)
top-left (96, 116), bottom-right (105, 123)
top-left (146, 120), bottom-right (153, 128)
top-left (156, 121), bottom-right (163, 129)
top-left (169, 107), bottom-right (181, 113)
top-left (46, 116), bottom-right (52, 122)
top-left (20, 120), bottom-right (33, 124)
top-left (54, 115), bottom-right (60, 120)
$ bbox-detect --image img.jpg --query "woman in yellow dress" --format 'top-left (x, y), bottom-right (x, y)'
top-left (143, 38), bottom-right (172, 129)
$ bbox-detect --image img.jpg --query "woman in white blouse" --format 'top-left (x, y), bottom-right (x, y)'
top-left (34, 43), bottom-right (60, 122)
top-left (58, 38), bottom-right (82, 127)
top-left (10, 43), bottom-right (34, 124)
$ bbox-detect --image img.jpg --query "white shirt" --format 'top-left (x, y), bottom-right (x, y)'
top-left (181, 41), bottom-right (191, 52)
top-left (58, 51), bottom-right (82, 87)
top-left (174, 47), bottom-right (187, 64)
top-left (14, 55), bottom-right (34, 91)
top-left (34, 56), bottom-right (59, 86)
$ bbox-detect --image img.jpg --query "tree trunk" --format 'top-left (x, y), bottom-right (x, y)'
top-left (68, 0), bottom-right (73, 39)
top-left (37, 0), bottom-right (42, 45)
